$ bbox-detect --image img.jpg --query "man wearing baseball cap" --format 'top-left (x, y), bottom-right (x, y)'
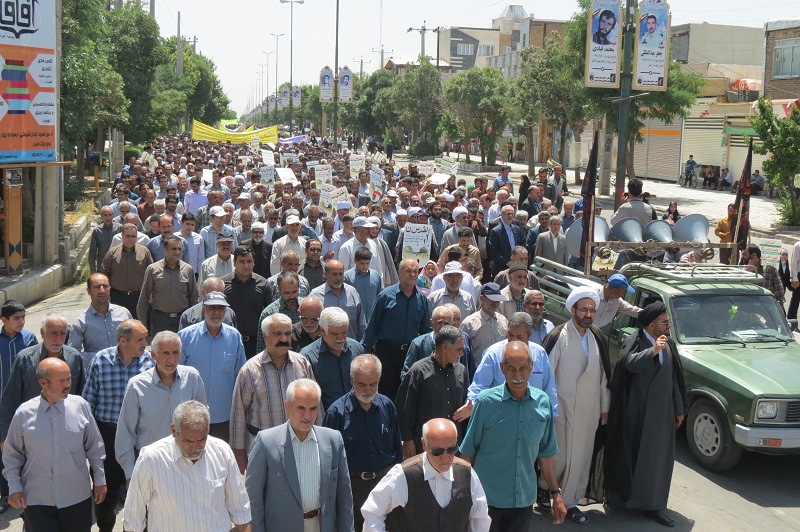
top-left (339, 217), bottom-right (383, 275)
top-left (593, 273), bottom-right (642, 328)
top-left (200, 204), bottom-right (238, 260)
top-left (270, 214), bottom-right (308, 276)
top-left (460, 283), bottom-right (509, 364)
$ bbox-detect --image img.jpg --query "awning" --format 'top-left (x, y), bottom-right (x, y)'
top-left (722, 125), bottom-right (757, 136)
top-left (750, 99), bottom-right (800, 118)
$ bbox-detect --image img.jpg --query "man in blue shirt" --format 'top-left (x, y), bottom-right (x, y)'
top-left (178, 292), bottom-right (246, 442)
top-left (323, 353), bottom-right (402, 532)
top-left (465, 312), bottom-right (558, 417)
top-left (460, 341), bottom-right (566, 530)
top-left (146, 214), bottom-right (175, 262)
top-left (493, 166), bottom-right (514, 195)
top-left (344, 247), bottom-right (382, 317)
top-left (684, 155), bottom-right (697, 181)
top-left (400, 305), bottom-right (476, 381)
top-left (524, 290), bottom-right (554, 346)
top-left (0, 300), bottom-right (37, 513)
top-left (301, 307), bottom-right (365, 410)
top-left (362, 258), bottom-right (432, 402)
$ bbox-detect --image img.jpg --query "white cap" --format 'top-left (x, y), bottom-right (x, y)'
top-left (209, 206), bottom-right (226, 217)
top-left (352, 216), bottom-right (377, 228)
top-left (396, 208), bottom-right (408, 217)
top-left (285, 215), bottom-right (301, 225)
top-left (443, 261), bottom-right (464, 276)
top-left (336, 201), bottom-right (351, 210)
top-left (452, 206), bottom-right (468, 218)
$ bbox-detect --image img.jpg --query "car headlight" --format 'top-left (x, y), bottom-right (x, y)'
top-left (756, 400), bottom-right (778, 419)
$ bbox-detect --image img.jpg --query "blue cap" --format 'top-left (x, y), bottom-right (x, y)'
top-left (608, 273), bottom-right (634, 293)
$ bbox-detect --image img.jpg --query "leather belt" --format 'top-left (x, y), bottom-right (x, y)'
top-left (247, 424), bottom-right (261, 436)
top-left (350, 466), bottom-right (391, 481)
top-left (153, 308), bottom-right (183, 318)
top-left (303, 509), bottom-right (319, 519)
top-left (111, 288), bottom-right (140, 296)
top-left (377, 340), bottom-right (410, 351)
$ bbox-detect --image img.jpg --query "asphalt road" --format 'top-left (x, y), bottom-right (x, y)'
top-left (0, 281), bottom-right (795, 531)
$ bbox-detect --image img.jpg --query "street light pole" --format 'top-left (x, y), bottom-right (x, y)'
top-left (258, 63), bottom-right (267, 127)
top-left (332, 0), bottom-right (340, 153)
top-left (270, 33), bottom-right (284, 126)
top-left (263, 51), bottom-right (273, 125)
top-left (280, 0), bottom-right (304, 134)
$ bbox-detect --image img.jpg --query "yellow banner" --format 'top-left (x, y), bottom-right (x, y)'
top-left (191, 120), bottom-right (278, 144)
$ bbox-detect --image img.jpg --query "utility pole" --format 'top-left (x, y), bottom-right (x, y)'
top-left (353, 57), bottom-right (371, 79)
top-left (407, 21), bottom-right (428, 58)
top-left (270, 33), bottom-right (284, 126)
top-left (332, 0), bottom-right (340, 152)
top-left (614, 1), bottom-right (635, 210)
top-left (280, 0), bottom-right (304, 134)
top-left (149, 0), bottom-right (154, 17)
top-left (176, 12), bottom-right (183, 77)
top-left (192, 36), bottom-right (197, 54)
top-left (371, 48), bottom-right (392, 69)
top-left (258, 63), bottom-right (267, 127)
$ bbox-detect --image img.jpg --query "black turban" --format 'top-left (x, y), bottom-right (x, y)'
top-left (638, 301), bottom-right (668, 328)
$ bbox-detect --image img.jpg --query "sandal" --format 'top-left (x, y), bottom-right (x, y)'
top-left (567, 507), bottom-right (589, 525)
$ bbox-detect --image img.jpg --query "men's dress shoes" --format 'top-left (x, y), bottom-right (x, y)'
top-left (644, 509), bottom-right (675, 527)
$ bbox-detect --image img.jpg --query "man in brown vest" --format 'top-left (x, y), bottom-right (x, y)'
top-left (361, 418), bottom-right (491, 530)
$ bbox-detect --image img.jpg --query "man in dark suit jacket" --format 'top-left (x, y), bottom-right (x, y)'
top-left (240, 222), bottom-right (272, 279)
top-left (487, 205), bottom-right (525, 280)
top-left (246, 378), bottom-right (354, 532)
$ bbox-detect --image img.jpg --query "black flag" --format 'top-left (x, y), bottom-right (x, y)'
top-left (732, 139), bottom-right (752, 254)
top-left (580, 130), bottom-right (600, 260)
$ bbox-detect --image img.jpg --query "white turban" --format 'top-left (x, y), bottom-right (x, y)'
top-left (565, 287), bottom-right (600, 311)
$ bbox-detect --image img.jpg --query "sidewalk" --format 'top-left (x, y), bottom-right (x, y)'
top-left (404, 153), bottom-right (791, 244)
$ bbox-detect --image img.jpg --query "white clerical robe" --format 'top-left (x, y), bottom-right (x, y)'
top-left (543, 321), bottom-right (610, 506)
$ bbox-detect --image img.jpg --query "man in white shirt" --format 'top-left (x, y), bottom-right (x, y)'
top-left (122, 400), bottom-right (251, 532)
top-left (338, 217), bottom-right (382, 275)
top-left (362, 417), bottom-right (490, 531)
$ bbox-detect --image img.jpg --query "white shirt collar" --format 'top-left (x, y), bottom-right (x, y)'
top-left (422, 454), bottom-right (454, 482)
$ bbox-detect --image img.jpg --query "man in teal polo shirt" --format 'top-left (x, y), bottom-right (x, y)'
top-left (460, 341), bottom-right (566, 531)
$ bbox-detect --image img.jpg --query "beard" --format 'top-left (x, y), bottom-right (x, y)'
top-left (355, 392), bottom-right (376, 404)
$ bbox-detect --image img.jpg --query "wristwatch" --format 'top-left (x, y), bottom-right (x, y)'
top-left (550, 488), bottom-right (562, 496)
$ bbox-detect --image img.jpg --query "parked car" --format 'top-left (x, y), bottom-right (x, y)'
top-left (531, 258), bottom-right (800, 472)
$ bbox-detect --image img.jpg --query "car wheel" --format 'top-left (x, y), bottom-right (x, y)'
top-left (687, 399), bottom-right (742, 472)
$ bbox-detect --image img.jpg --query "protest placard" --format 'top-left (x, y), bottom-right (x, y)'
top-left (349, 154), bottom-right (365, 178)
top-left (401, 223), bottom-right (433, 262)
top-left (315, 164), bottom-right (333, 185)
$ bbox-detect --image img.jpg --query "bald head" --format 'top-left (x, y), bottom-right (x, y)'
top-left (201, 276), bottom-right (225, 297)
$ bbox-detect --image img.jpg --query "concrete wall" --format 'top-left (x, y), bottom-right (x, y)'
top-left (672, 23), bottom-right (763, 66)
top-left (440, 27), bottom-right (501, 72)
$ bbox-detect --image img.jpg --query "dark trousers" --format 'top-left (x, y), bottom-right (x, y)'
top-left (25, 497), bottom-right (92, 532)
top-left (95, 421), bottom-right (125, 532)
top-left (488, 506), bottom-right (533, 532)
top-left (350, 469), bottom-right (390, 532)
top-left (210, 420), bottom-right (230, 443)
top-left (789, 285), bottom-right (800, 320)
top-left (719, 247), bottom-right (733, 265)
top-left (374, 340), bottom-right (410, 402)
top-left (242, 336), bottom-right (259, 359)
top-left (149, 309), bottom-right (182, 339)
top-left (110, 289), bottom-right (140, 318)
top-left (0, 447), bottom-right (7, 497)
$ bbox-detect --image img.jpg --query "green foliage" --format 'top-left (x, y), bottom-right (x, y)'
top-left (750, 98), bottom-right (800, 225)
top-left (349, 69), bottom-right (397, 136)
top-left (442, 67), bottom-right (511, 165)
top-left (409, 139), bottom-right (438, 157)
top-left (64, 175), bottom-right (86, 202)
top-left (390, 56), bottom-right (443, 144)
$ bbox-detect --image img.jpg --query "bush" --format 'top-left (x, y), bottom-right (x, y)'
top-left (64, 176), bottom-right (86, 202)
top-left (124, 145), bottom-right (142, 165)
top-left (408, 139), bottom-right (438, 157)
top-left (775, 190), bottom-right (800, 227)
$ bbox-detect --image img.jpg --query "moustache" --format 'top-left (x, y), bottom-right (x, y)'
top-left (509, 379), bottom-right (527, 385)
top-left (276, 341), bottom-right (291, 347)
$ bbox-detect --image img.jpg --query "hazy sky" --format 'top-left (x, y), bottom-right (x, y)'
top-left (148, 0), bottom-right (797, 115)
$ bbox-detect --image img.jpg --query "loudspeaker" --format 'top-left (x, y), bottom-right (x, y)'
top-left (609, 217), bottom-right (644, 243)
top-left (643, 220), bottom-right (674, 243)
top-left (565, 217), bottom-right (609, 257)
top-left (672, 214), bottom-right (710, 243)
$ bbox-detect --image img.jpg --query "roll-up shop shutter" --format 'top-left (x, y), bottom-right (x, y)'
top-left (727, 134), bottom-right (770, 178)
top-left (680, 117), bottom-right (725, 169)
top-left (633, 117), bottom-right (684, 182)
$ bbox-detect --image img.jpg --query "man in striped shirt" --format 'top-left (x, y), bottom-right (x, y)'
top-left (230, 313), bottom-right (316, 474)
top-left (123, 400), bottom-right (251, 532)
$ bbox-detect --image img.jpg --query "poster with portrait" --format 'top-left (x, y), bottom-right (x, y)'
top-left (292, 86), bottom-right (301, 107)
top-left (268, 95), bottom-right (276, 111)
top-left (0, 0), bottom-right (57, 162)
top-left (584, 0), bottom-right (622, 88)
top-left (319, 66), bottom-right (334, 102)
top-left (401, 223), bottom-right (433, 262)
top-left (633, 0), bottom-right (670, 92)
top-left (280, 85), bottom-right (290, 107)
top-left (339, 66), bottom-right (353, 103)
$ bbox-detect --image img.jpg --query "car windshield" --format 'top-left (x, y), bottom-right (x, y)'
top-left (671, 294), bottom-right (793, 344)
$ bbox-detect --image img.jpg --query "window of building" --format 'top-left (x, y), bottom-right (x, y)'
top-left (773, 38), bottom-right (800, 78)
top-left (503, 46), bottom-right (512, 54)
top-left (478, 45), bottom-right (495, 56)
top-left (456, 43), bottom-right (474, 55)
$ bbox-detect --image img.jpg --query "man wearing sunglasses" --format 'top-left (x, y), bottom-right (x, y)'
top-left (362, 418), bottom-right (491, 530)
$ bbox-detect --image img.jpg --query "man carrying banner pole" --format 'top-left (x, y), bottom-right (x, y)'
top-left (581, 131), bottom-right (600, 277)
top-left (731, 140), bottom-right (753, 266)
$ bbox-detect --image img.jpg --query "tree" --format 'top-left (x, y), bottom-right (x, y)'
top-left (104, 4), bottom-right (164, 144)
top-left (442, 67), bottom-right (511, 165)
top-left (390, 56), bottom-right (443, 153)
top-left (349, 69), bottom-right (397, 137)
top-left (750, 99), bottom-right (800, 225)
top-left (510, 64), bottom-right (542, 175)
top-left (565, 0), bottom-right (704, 178)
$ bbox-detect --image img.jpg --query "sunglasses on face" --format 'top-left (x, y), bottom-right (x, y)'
top-left (429, 446), bottom-right (458, 456)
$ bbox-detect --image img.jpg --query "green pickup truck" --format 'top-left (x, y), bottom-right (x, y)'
top-left (531, 258), bottom-right (800, 472)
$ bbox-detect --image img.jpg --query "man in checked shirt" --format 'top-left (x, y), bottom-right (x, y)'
top-left (229, 313), bottom-right (316, 474)
top-left (82, 319), bottom-right (154, 532)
